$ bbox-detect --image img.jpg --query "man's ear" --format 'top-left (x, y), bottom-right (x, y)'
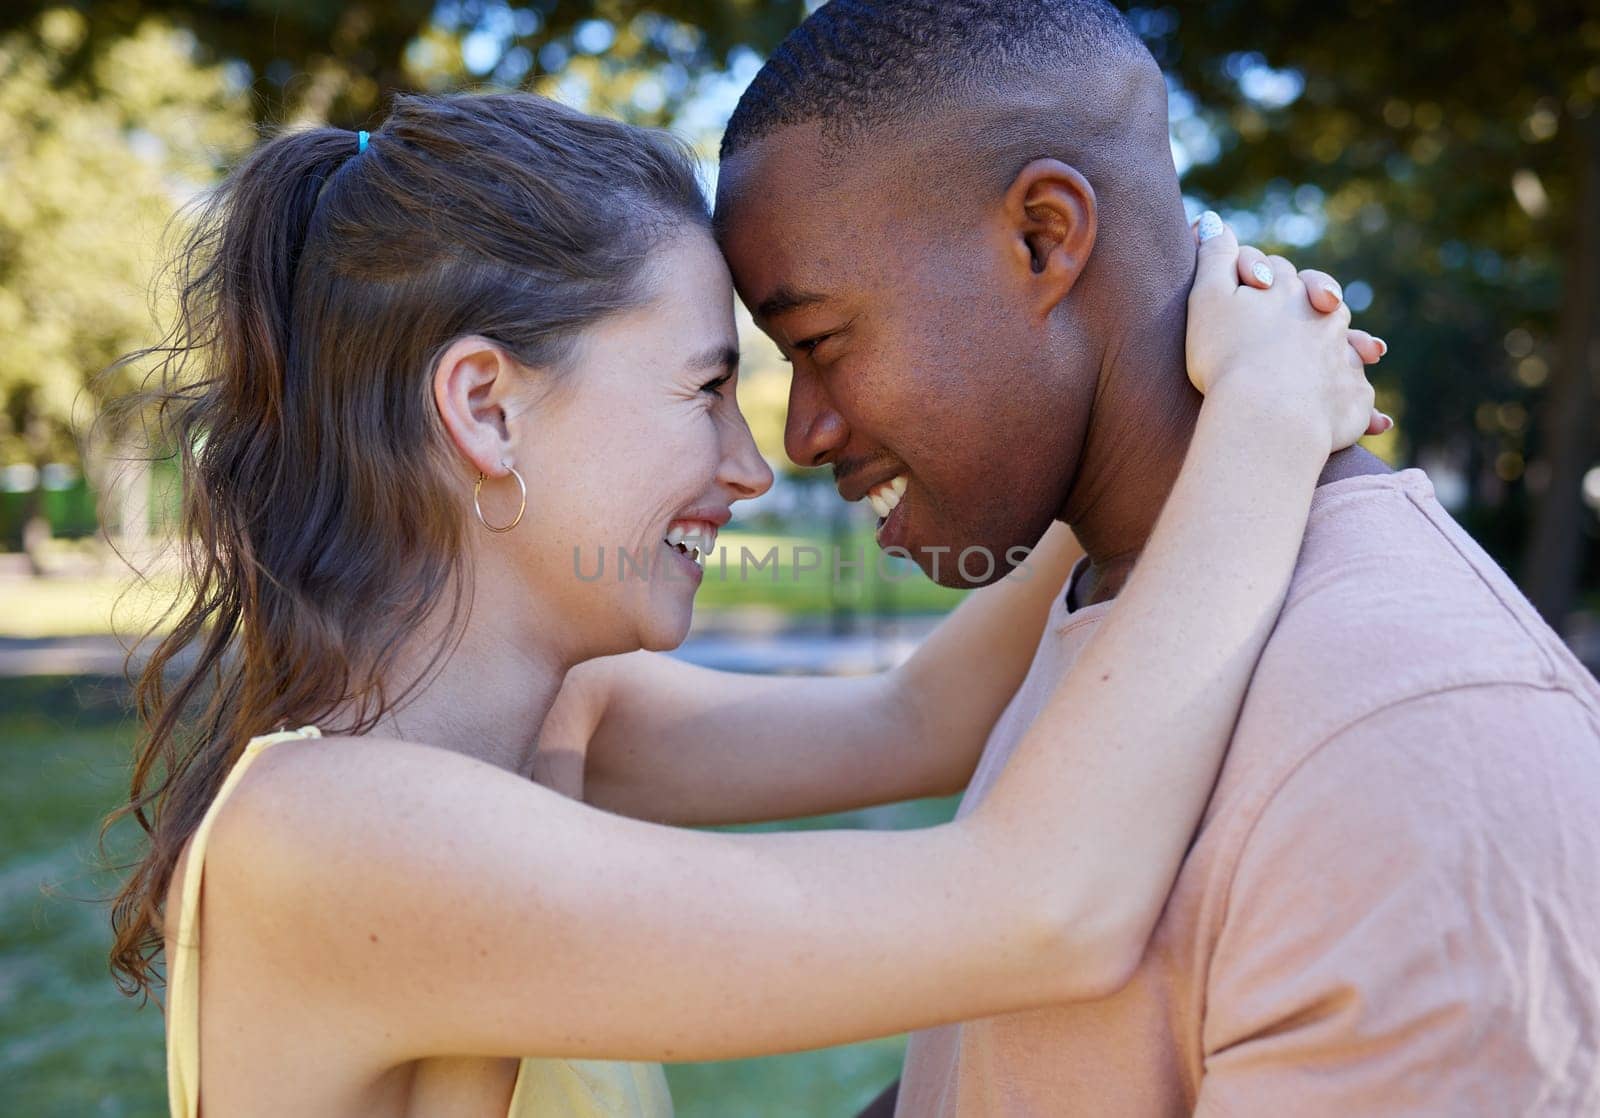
top-left (433, 335), bottom-right (523, 477)
top-left (1001, 158), bottom-right (1097, 322)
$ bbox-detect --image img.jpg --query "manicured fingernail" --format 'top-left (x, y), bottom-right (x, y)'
top-left (1322, 282), bottom-right (1342, 303)
top-left (1380, 412), bottom-right (1395, 431)
top-left (1251, 261), bottom-right (1275, 287)
top-left (1374, 337), bottom-right (1388, 356)
top-left (1196, 210), bottom-right (1224, 242)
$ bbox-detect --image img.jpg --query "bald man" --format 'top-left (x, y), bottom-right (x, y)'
top-left (713, 2), bottom-right (1600, 1115)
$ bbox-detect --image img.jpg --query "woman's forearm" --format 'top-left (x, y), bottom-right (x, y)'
top-left (961, 387), bottom-right (1328, 995)
top-left (572, 524), bottom-right (1084, 825)
top-left (889, 520), bottom-right (1085, 796)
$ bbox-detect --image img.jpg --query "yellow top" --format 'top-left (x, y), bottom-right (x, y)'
top-left (166, 726), bottom-right (674, 1118)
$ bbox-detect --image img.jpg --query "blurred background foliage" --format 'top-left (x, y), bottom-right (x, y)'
top-left (1149, 0), bottom-right (1600, 625)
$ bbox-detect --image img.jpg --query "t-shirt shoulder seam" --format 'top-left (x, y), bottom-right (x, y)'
top-left (1401, 488), bottom-right (1560, 680)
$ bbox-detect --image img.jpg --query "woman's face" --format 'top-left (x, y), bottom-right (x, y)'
top-left (503, 229), bottom-right (773, 658)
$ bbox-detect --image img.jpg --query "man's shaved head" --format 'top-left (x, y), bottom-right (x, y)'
top-left (721, 0), bottom-right (1149, 159)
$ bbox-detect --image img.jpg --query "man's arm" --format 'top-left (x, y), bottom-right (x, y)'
top-left (538, 522), bottom-right (1083, 825)
top-left (1195, 685), bottom-right (1600, 1116)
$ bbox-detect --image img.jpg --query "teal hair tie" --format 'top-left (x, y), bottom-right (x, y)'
top-left (357, 130), bottom-right (370, 153)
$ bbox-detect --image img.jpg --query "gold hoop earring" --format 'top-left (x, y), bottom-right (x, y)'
top-left (474, 465), bottom-right (527, 533)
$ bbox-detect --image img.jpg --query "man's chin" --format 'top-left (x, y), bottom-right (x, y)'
top-left (900, 541), bottom-right (1022, 590)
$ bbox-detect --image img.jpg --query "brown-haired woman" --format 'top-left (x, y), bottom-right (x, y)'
top-left (106, 92), bottom-right (1384, 1117)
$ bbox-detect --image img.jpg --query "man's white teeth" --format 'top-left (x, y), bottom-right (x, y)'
top-left (866, 476), bottom-right (907, 519)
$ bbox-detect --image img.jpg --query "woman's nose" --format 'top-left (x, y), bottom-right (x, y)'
top-left (721, 411), bottom-right (775, 501)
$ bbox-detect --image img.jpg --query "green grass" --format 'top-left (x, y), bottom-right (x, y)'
top-left (1, 682), bottom-right (167, 1117)
top-left (1, 677), bottom-right (956, 1116)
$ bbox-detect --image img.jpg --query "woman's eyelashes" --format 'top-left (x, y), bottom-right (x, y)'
top-left (700, 371), bottom-right (734, 398)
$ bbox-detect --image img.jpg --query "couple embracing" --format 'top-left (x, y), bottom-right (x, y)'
top-left (111, 2), bottom-right (1600, 1116)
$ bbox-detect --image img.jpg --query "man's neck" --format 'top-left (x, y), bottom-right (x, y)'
top-left (1055, 220), bottom-right (1197, 607)
top-left (1057, 214), bottom-right (1390, 609)
top-left (1068, 442), bottom-right (1391, 609)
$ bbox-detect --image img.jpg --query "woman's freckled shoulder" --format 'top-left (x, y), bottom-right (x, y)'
top-left (222, 733), bottom-right (530, 857)
top-left (243, 733), bottom-right (463, 800)
top-left (208, 736), bottom-right (423, 863)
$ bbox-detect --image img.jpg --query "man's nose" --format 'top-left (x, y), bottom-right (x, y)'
top-left (783, 366), bottom-right (849, 468)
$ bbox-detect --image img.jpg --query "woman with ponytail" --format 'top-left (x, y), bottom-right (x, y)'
top-left (106, 91), bottom-right (1383, 1116)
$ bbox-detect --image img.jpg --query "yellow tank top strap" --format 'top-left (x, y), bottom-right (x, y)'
top-left (507, 1057), bottom-right (674, 1118)
top-left (165, 726), bottom-right (321, 1118)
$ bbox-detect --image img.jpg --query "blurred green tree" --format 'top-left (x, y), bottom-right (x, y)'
top-left (0, 1), bottom-right (805, 129)
top-left (0, 2), bottom-right (802, 561)
top-left (0, 9), bottom-right (252, 564)
top-left (1148, 0), bottom-right (1600, 623)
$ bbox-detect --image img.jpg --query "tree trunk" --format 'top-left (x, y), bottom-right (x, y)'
top-left (18, 398), bottom-right (52, 576)
top-left (1524, 114), bottom-right (1600, 628)
top-left (20, 477), bottom-right (49, 576)
top-left (89, 425), bottom-right (153, 570)
top-left (115, 441), bottom-right (152, 565)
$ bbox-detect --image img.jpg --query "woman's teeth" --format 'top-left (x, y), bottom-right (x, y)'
top-left (664, 521), bottom-right (718, 565)
top-left (866, 476), bottom-right (907, 521)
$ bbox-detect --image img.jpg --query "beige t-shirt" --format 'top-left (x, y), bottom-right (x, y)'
top-left (899, 469), bottom-right (1600, 1117)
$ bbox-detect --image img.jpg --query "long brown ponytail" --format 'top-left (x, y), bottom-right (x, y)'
top-left (103, 92), bottom-right (707, 1000)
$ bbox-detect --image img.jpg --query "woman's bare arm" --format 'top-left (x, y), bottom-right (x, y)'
top-left (546, 521), bottom-right (1083, 824)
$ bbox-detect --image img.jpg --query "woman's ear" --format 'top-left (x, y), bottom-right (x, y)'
top-left (1001, 158), bottom-right (1098, 323)
top-left (433, 336), bottom-right (523, 477)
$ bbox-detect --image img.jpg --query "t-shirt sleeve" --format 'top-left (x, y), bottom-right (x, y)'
top-left (1194, 684), bottom-right (1600, 1117)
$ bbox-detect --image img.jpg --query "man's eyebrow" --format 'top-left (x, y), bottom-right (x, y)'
top-left (755, 285), bottom-right (830, 320)
top-left (687, 345), bottom-right (741, 372)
